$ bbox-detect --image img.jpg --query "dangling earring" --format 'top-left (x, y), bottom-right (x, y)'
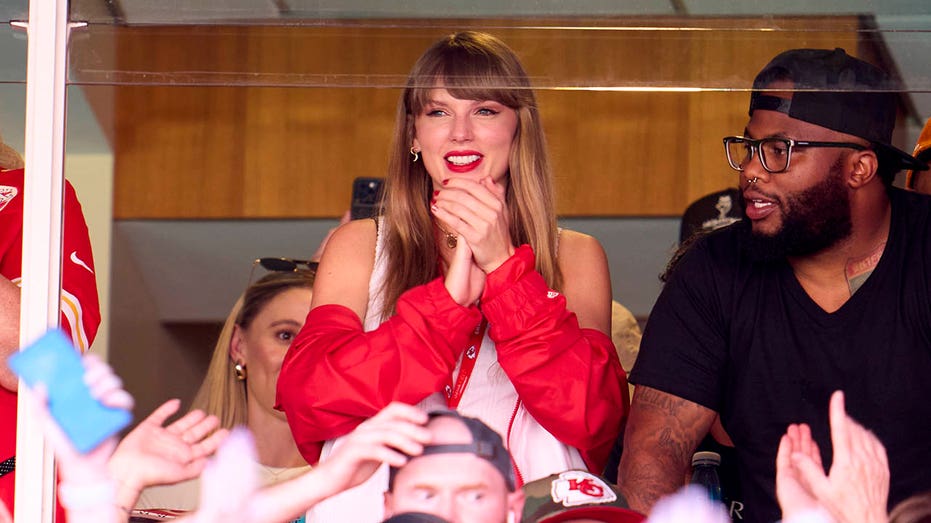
top-left (410, 147), bottom-right (420, 163)
top-left (234, 362), bottom-right (247, 381)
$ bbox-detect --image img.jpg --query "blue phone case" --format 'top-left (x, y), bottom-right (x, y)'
top-left (7, 329), bottom-right (132, 453)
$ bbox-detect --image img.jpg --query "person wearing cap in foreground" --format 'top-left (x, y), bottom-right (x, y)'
top-left (384, 410), bottom-right (524, 523)
top-left (619, 47), bottom-right (931, 523)
top-left (522, 470), bottom-right (645, 523)
top-left (905, 117), bottom-right (931, 194)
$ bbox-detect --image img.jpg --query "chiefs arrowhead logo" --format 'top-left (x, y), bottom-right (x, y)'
top-left (0, 185), bottom-right (18, 213)
top-left (550, 470), bottom-right (617, 507)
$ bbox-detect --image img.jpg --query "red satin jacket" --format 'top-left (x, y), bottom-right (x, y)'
top-left (276, 244), bottom-right (627, 473)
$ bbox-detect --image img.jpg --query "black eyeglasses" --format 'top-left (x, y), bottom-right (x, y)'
top-left (723, 136), bottom-right (866, 174)
top-left (247, 257), bottom-right (318, 287)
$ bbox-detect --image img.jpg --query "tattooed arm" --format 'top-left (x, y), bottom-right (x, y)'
top-left (617, 386), bottom-right (716, 514)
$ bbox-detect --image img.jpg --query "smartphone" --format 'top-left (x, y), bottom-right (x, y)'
top-left (8, 329), bottom-right (132, 453)
top-left (350, 177), bottom-right (385, 220)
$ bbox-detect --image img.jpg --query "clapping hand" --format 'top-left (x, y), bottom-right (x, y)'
top-left (108, 399), bottom-right (229, 510)
top-left (776, 390), bottom-right (889, 523)
top-left (776, 422), bottom-right (824, 520)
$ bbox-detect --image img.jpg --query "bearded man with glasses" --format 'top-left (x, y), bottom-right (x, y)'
top-left (619, 48), bottom-right (931, 523)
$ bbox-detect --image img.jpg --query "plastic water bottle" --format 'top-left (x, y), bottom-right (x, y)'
top-left (690, 451), bottom-right (723, 502)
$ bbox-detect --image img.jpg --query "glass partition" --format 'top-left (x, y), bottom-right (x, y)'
top-left (62, 0), bottom-right (931, 432)
top-left (3, 0), bottom-right (930, 519)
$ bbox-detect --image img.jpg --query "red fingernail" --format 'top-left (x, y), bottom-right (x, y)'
top-left (442, 179), bottom-right (449, 186)
top-left (431, 198), bottom-right (437, 205)
top-left (433, 190), bottom-right (440, 196)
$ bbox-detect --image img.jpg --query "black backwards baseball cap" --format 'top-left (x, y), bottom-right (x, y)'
top-left (750, 47), bottom-right (927, 173)
top-left (388, 410), bottom-right (516, 492)
top-left (521, 470), bottom-right (646, 523)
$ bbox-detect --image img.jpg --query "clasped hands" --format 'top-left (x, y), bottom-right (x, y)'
top-left (431, 176), bottom-right (516, 306)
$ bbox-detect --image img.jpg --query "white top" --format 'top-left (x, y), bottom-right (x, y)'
top-left (308, 219), bottom-right (584, 523)
top-left (136, 462), bottom-right (312, 512)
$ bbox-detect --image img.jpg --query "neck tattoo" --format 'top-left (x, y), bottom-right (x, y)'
top-left (845, 241), bottom-right (886, 295)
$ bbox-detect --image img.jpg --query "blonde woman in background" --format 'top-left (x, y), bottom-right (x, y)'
top-left (136, 267), bottom-right (316, 513)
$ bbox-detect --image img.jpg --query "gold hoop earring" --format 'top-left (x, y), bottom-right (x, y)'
top-left (234, 362), bottom-right (247, 381)
top-left (410, 147), bottom-right (420, 163)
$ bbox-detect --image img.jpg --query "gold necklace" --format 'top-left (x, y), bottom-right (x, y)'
top-left (436, 222), bottom-right (458, 249)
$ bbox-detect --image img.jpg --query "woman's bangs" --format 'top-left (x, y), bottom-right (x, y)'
top-left (446, 81), bottom-right (522, 110)
top-left (409, 80), bottom-right (522, 114)
top-left (407, 57), bottom-right (523, 114)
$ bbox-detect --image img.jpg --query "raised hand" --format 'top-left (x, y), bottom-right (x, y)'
top-left (313, 401), bottom-right (430, 493)
top-left (24, 353), bottom-right (133, 523)
top-left (790, 391), bottom-right (889, 523)
top-left (776, 422), bottom-right (824, 521)
top-left (108, 399), bottom-right (229, 510)
top-left (33, 353), bottom-right (133, 483)
top-left (196, 403), bottom-right (431, 523)
top-left (432, 176), bottom-right (515, 274)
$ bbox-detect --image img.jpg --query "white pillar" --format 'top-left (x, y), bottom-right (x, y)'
top-left (14, 0), bottom-right (70, 521)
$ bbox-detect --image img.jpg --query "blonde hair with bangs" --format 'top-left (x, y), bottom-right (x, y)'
top-left (379, 31), bottom-right (561, 318)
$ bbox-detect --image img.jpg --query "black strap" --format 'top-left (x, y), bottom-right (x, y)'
top-left (0, 456), bottom-right (14, 478)
top-left (749, 94), bottom-right (792, 115)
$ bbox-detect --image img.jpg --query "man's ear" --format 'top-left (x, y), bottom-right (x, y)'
top-left (229, 324), bottom-right (246, 363)
top-left (847, 149), bottom-right (879, 188)
top-left (507, 489), bottom-right (525, 523)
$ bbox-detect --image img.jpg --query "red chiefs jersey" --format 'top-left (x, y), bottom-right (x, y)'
top-left (0, 167), bottom-right (101, 518)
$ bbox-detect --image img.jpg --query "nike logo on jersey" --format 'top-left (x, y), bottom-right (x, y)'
top-left (0, 185), bottom-right (18, 212)
top-left (70, 251), bottom-right (94, 275)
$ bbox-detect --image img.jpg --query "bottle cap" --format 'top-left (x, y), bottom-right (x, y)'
top-left (691, 451), bottom-right (721, 467)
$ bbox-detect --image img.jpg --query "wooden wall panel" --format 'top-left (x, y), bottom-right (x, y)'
top-left (70, 16), bottom-right (887, 218)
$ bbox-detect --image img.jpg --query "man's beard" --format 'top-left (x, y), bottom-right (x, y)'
top-left (742, 160), bottom-right (853, 262)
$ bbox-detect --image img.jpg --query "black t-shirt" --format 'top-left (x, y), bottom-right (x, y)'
top-left (631, 188), bottom-right (931, 523)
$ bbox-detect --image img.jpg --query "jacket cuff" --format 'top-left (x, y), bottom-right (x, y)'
top-left (481, 245), bottom-right (567, 341)
top-left (481, 244), bottom-right (535, 303)
top-left (399, 276), bottom-right (483, 349)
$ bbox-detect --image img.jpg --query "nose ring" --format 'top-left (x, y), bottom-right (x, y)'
top-left (749, 177), bottom-right (759, 184)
